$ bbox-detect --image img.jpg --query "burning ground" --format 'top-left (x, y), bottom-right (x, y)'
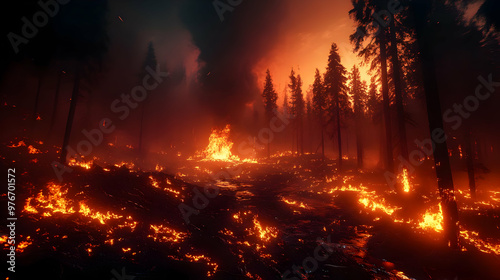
top-left (1, 131), bottom-right (500, 280)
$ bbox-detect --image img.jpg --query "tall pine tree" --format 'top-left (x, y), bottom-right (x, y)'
top-left (324, 43), bottom-right (348, 171)
top-left (262, 69), bottom-right (278, 158)
top-left (288, 69), bottom-right (305, 155)
top-left (312, 68), bottom-right (327, 159)
top-left (350, 65), bottom-right (367, 169)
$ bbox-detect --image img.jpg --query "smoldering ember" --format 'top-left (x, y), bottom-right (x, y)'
top-left (1, 0), bottom-right (500, 279)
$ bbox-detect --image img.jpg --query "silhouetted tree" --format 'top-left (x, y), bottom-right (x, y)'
top-left (59, 0), bottom-right (109, 164)
top-left (312, 68), bottom-right (327, 159)
top-left (350, 0), bottom-right (395, 172)
top-left (324, 43), bottom-right (347, 171)
top-left (262, 69), bottom-right (278, 158)
top-left (410, 0), bottom-right (459, 249)
top-left (350, 65), bottom-right (367, 169)
top-left (388, 12), bottom-right (409, 161)
top-left (366, 77), bottom-right (380, 122)
top-left (289, 69), bottom-right (305, 155)
top-left (306, 92), bottom-right (313, 154)
top-left (283, 91), bottom-right (290, 115)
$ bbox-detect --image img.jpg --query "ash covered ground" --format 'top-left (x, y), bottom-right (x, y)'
top-left (2, 138), bottom-right (500, 280)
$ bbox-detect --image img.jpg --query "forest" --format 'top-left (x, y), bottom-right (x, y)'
top-left (1, 0), bottom-right (500, 279)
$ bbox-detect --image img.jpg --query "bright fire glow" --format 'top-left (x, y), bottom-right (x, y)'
top-left (460, 229), bottom-right (500, 255)
top-left (148, 224), bottom-right (187, 243)
top-left (185, 254), bottom-right (219, 277)
top-left (201, 125), bottom-right (239, 162)
top-left (418, 203), bottom-right (443, 232)
top-left (399, 168), bottom-right (411, 193)
top-left (8, 141), bottom-right (26, 148)
top-left (24, 183), bottom-right (125, 225)
top-left (281, 197), bottom-right (308, 209)
top-left (252, 217), bottom-right (278, 242)
top-left (28, 145), bottom-right (41, 154)
top-left (149, 176), bottom-right (181, 198)
top-left (329, 182), bottom-right (400, 216)
top-left (30, 183), bottom-right (76, 216)
top-left (68, 158), bottom-right (93, 169)
top-left (78, 202), bottom-right (123, 224)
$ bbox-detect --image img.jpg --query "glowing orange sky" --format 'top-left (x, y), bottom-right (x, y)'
top-left (253, 0), bottom-right (372, 102)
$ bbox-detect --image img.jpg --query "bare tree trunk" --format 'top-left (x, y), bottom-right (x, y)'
top-left (335, 95), bottom-right (342, 172)
top-left (389, 15), bottom-right (409, 161)
top-left (412, 0), bottom-right (459, 249)
top-left (465, 131), bottom-right (476, 200)
top-left (379, 31), bottom-right (394, 173)
top-left (321, 119), bottom-right (325, 160)
top-left (356, 117), bottom-right (363, 169)
top-left (300, 117), bottom-right (304, 155)
top-left (60, 64), bottom-right (81, 164)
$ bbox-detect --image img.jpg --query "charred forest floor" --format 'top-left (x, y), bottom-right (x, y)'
top-left (1, 138), bottom-right (500, 280)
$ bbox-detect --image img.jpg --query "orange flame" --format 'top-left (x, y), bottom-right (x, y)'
top-left (78, 202), bottom-right (123, 224)
top-left (418, 203), bottom-right (443, 232)
top-left (460, 229), bottom-right (500, 255)
top-left (399, 168), bottom-right (411, 193)
top-left (148, 224), bottom-right (187, 243)
top-left (33, 183), bottom-right (76, 216)
top-left (68, 158), bottom-right (93, 169)
top-left (8, 141), bottom-right (26, 148)
top-left (28, 145), bottom-right (41, 154)
top-left (201, 125), bottom-right (239, 162)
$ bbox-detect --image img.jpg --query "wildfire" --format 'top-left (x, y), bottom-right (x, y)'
top-left (281, 197), bottom-right (308, 209)
top-left (148, 224), bottom-right (187, 243)
top-left (68, 158), bottom-right (93, 169)
top-left (155, 164), bottom-right (164, 172)
top-left (399, 168), bottom-right (411, 193)
top-left (201, 125), bottom-right (239, 162)
top-left (232, 211), bottom-right (278, 242)
top-left (358, 196), bottom-right (399, 216)
top-left (418, 203), bottom-right (443, 232)
top-left (78, 202), bottom-right (123, 224)
top-left (24, 197), bottom-right (38, 214)
top-left (17, 239), bottom-right (32, 253)
top-left (8, 140), bottom-right (26, 148)
top-left (28, 145), bottom-right (41, 154)
top-left (24, 183), bottom-right (126, 225)
top-left (252, 216), bottom-right (278, 242)
top-left (460, 229), bottom-right (500, 255)
top-left (114, 161), bottom-right (135, 169)
top-left (149, 176), bottom-right (181, 198)
top-left (29, 183), bottom-right (76, 216)
top-left (329, 183), bottom-right (400, 216)
top-left (149, 176), bottom-right (160, 188)
top-left (184, 254), bottom-right (219, 277)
